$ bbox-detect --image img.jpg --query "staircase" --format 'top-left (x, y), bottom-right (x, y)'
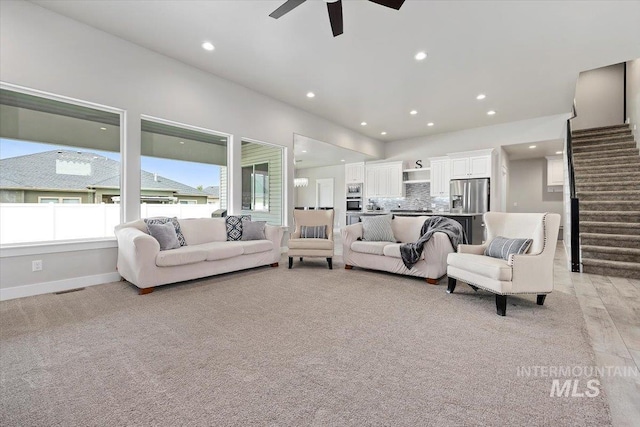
top-left (571, 123), bottom-right (640, 279)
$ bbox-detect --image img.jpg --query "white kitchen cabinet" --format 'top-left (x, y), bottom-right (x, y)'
top-left (448, 149), bottom-right (493, 179)
top-left (429, 156), bottom-right (450, 197)
top-left (345, 162), bottom-right (365, 183)
top-left (546, 156), bottom-right (564, 186)
top-left (364, 161), bottom-right (403, 198)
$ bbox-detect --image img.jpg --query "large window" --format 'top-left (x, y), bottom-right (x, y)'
top-left (241, 140), bottom-right (283, 225)
top-left (0, 87), bottom-right (121, 244)
top-left (141, 118), bottom-right (228, 219)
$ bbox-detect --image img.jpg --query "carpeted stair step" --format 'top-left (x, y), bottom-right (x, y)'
top-left (575, 171), bottom-right (640, 183)
top-left (574, 163), bottom-right (640, 174)
top-left (571, 135), bottom-right (634, 147)
top-left (581, 245), bottom-right (640, 263)
top-left (573, 147), bottom-right (639, 160)
top-left (579, 211), bottom-right (640, 223)
top-left (575, 181), bottom-right (640, 191)
top-left (579, 221), bottom-right (640, 235)
top-left (573, 155), bottom-right (640, 167)
top-left (580, 200), bottom-right (640, 211)
top-left (572, 141), bottom-right (637, 154)
top-left (572, 123), bottom-right (630, 137)
top-left (582, 258), bottom-right (640, 280)
top-left (580, 233), bottom-right (640, 249)
top-left (577, 190), bottom-right (640, 201)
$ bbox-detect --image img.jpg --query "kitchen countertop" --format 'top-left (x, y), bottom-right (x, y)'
top-left (346, 211), bottom-right (483, 217)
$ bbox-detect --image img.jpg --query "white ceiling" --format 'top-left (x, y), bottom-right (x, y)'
top-left (294, 134), bottom-right (376, 169)
top-left (33, 0), bottom-right (640, 143)
top-left (502, 139), bottom-right (564, 161)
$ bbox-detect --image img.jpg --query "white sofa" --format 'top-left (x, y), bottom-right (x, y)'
top-left (341, 215), bottom-right (455, 284)
top-left (115, 218), bottom-right (284, 294)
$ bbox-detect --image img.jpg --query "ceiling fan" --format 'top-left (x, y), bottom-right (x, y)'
top-left (269, 0), bottom-right (406, 37)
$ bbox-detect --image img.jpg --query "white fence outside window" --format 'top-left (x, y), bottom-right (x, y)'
top-left (0, 203), bottom-right (219, 244)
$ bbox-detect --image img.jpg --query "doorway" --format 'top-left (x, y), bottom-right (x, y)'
top-left (315, 178), bottom-right (334, 209)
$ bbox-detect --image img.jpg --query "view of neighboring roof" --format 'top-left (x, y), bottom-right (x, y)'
top-left (203, 186), bottom-right (220, 198)
top-left (0, 150), bottom-right (211, 197)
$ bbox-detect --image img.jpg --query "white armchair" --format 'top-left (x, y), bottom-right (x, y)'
top-left (446, 212), bottom-right (561, 316)
top-left (287, 209), bottom-right (335, 269)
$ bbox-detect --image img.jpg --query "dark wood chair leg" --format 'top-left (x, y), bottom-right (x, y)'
top-left (300, 257), bottom-right (303, 262)
top-left (288, 257), bottom-right (293, 269)
top-left (139, 287), bottom-right (154, 295)
top-left (496, 294), bottom-right (507, 316)
top-left (327, 258), bottom-right (333, 269)
top-left (447, 277), bottom-right (457, 293)
top-left (426, 278), bottom-right (438, 285)
top-left (537, 294), bottom-right (547, 306)
top-left (270, 262), bottom-right (279, 267)
top-left (345, 265), bottom-right (353, 270)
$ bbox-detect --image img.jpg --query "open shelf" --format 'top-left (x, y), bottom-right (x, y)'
top-left (403, 167), bottom-right (431, 173)
top-left (403, 179), bottom-right (431, 184)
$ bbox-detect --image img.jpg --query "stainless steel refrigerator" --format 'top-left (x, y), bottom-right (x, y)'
top-left (449, 178), bottom-right (490, 214)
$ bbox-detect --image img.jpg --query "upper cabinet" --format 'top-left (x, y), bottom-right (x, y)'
top-left (429, 156), bottom-right (450, 197)
top-left (546, 155), bottom-right (564, 186)
top-left (364, 161), bottom-right (403, 198)
top-left (449, 149), bottom-right (493, 179)
top-left (345, 162), bottom-right (365, 183)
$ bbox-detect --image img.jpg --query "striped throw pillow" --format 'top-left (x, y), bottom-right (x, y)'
top-left (300, 225), bottom-right (327, 239)
top-left (484, 236), bottom-right (533, 260)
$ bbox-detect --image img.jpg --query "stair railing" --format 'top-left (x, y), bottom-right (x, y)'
top-left (567, 103), bottom-right (580, 272)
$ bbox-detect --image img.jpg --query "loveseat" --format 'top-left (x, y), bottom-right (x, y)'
top-left (114, 217), bottom-right (284, 294)
top-left (341, 215), bottom-right (456, 284)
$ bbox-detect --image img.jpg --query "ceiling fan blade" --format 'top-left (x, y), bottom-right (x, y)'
top-left (269, 0), bottom-right (307, 19)
top-left (368, 0), bottom-right (405, 10)
top-left (327, 0), bottom-right (344, 37)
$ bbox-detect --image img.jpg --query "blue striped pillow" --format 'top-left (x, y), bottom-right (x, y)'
top-left (484, 236), bottom-right (533, 260)
top-left (300, 225), bottom-right (327, 239)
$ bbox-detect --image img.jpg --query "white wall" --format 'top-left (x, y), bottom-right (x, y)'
top-left (627, 59), bottom-right (640, 142)
top-left (506, 158), bottom-right (564, 225)
top-left (294, 165), bottom-right (346, 228)
top-left (384, 113), bottom-right (570, 212)
top-left (572, 63), bottom-right (625, 130)
top-left (0, 1), bottom-right (383, 298)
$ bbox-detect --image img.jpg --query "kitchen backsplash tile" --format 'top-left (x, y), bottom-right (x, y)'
top-left (369, 183), bottom-right (449, 212)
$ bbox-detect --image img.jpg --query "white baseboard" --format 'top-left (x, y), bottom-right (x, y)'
top-left (0, 272), bottom-right (121, 301)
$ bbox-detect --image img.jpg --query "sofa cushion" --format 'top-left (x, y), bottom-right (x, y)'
top-left (447, 253), bottom-right (512, 281)
top-left (241, 220), bottom-right (267, 241)
top-left (227, 240), bottom-right (274, 255)
top-left (156, 245), bottom-right (208, 267)
top-left (361, 214), bottom-right (396, 242)
top-left (382, 243), bottom-right (425, 260)
top-left (289, 238), bottom-right (334, 250)
top-left (392, 216), bottom-right (428, 243)
top-left (144, 217), bottom-right (186, 246)
top-left (351, 241), bottom-right (392, 256)
top-left (147, 222), bottom-right (181, 251)
top-left (197, 242), bottom-right (245, 261)
top-left (179, 218), bottom-right (227, 245)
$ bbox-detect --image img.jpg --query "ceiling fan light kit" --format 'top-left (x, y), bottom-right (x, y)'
top-left (269, 0), bottom-right (405, 37)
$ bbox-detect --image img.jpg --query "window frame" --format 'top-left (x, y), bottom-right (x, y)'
top-left (37, 196), bottom-right (82, 204)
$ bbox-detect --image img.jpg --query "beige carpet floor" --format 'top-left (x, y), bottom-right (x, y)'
top-left (1, 258), bottom-right (611, 426)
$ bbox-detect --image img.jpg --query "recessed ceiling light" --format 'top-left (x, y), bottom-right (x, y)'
top-left (476, 94), bottom-right (486, 100)
top-left (306, 92), bottom-right (315, 98)
top-left (410, 110), bottom-right (418, 115)
top-left (340, 159), bottom-right (345, 162)
top-left (529, 145), bottom-right (537, 149)
top-left (179, 141), bottom-right (185, 144)
top-left (414, 51), bottom-right (427, 61)
top-left (556, 151), bottom-right (563, 154)
top-left (487, 110), bottom-right (496, 115)
top-left (361, 122), bottom-right (367, 126)
top-left (427, 122), bottom-right (434, 127)
top-left (202, 42), bottom-right (215, 51)
top-left (381, 131), bottom-right (387, 135)
top-left (100, 127), bottom-right (107, 131)
top-left (301, 150), bottom-right (307, 153)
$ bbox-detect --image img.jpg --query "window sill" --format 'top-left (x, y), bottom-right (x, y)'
top-left (0, 238), bottom-right (117, 258)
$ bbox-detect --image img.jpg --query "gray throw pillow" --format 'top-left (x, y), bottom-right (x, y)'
top-left (143, 216), bottom-right (187, 246)
top-left (147, 222), bottom-right (181, 251)
top-left (300, 225), bottom-right (327, 239)
top-left (241, 220), bottom-right (267, 241)
top-left (484, 236), bottom-right (533, 260)
top-left (361, 214), bottom-right (396, 242)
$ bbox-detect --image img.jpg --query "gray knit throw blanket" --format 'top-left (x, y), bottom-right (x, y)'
top-left (400, 216), bottom-right (467, 269)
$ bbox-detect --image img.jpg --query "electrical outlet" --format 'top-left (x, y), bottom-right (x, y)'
top-left (32, 260), bottom-right (43, 272)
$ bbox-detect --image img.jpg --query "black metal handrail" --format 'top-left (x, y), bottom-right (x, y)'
top-left (567, 102), bottom-right (580, 272)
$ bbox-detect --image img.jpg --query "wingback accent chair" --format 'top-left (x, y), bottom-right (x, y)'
top-left (446, 212), bottom-right (561, 316)
top-left (288, 209), bottom-right (335, 269)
